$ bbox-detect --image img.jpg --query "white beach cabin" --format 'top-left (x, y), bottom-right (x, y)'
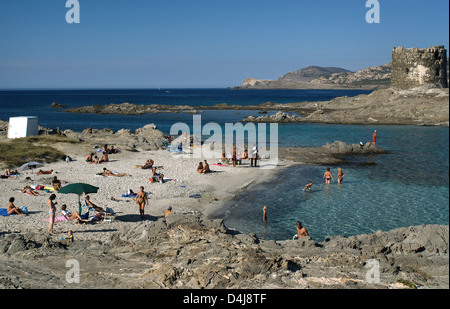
top-left (7, 116), bottom-right (39, 139)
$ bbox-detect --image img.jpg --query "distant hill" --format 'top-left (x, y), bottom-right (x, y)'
top-left (235, 63), bottom-right (392, 90)
top-left (279, 66), bottom-right (352, 83)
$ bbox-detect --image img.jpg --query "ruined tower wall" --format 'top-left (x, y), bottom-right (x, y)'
top-left (391, 46), bottom-right (448, 90)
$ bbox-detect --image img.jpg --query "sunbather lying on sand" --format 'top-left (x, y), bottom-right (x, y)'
top-left (1, 169), bottom-right (18, 179)
top-left (99, 168), bottom-right (129, 177)
top-left (22, 186), bottom-right (39, 196)
top-left (37, 169), bottom-right (53, 175)
top-left (134, 159), bottom-right (154, 169)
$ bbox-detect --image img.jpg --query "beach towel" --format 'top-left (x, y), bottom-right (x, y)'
top-left (44, 216), bottom-right (68, 223)
top-left (0, 208), bottom-right (11, 216)
top-left (122, 193), bottom-right (137, 198)
top-left (212, 163), bottom-right (230, 167)
top-left (122, 192), bottom-right (150, 198)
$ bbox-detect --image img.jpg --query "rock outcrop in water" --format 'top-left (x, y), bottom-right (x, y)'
top-left (0, 214), bottom-right (448, 289)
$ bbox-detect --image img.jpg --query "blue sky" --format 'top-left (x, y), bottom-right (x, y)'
top-left (0, 0), bottom-right (448, 89)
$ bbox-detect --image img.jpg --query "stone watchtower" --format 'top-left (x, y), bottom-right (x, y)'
top-left (391, 46), bottom-right (448, 90)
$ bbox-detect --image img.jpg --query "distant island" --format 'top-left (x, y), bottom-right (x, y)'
top-left (234, 63), bottom-right (392, 90)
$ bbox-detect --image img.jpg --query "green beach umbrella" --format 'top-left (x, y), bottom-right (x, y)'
top-left (58, 183), bottom-right (99, 214)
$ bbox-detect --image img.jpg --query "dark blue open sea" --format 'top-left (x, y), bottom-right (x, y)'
top-left (1, 89), bottom-right (448, 241)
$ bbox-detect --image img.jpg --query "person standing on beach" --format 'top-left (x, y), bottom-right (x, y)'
top-left (251, 145), bottom-right (258, 167)
top-left (323, 168), bottom-right (334, 184)
top-left (136, 186), bottom-right (148, 219)
top-left (372, 130), bottom-right (378, 146)
top-left (47, 194), bottom-right (57, 235)
top-left (232, 146), bottom-right (237, 167)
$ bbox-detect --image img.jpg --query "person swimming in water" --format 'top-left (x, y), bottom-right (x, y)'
top-left (303, 181), bottom-right (313, 192)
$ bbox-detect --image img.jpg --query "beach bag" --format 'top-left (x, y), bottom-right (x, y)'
top-left (80, 212), bottom-right (89, 220)
top-left (20, 206), bottom-right (28, 214)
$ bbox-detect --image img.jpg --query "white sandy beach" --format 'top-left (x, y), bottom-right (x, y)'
top-left (0, 145), bottom-right (291, 241)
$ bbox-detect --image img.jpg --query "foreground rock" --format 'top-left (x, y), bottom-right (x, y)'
top-left (0, 215), bottom-right (447, 289)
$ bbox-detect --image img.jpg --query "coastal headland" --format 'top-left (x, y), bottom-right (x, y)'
top-left (60, 86), bottom-right (449, 126)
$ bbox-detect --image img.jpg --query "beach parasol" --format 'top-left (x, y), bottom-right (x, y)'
top-left (18, 161), bottom-right (44, 186)
top-left (58, 183), bottom-right (99, 214)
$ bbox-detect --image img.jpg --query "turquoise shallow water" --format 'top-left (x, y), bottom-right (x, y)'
top-left (221, 124), bottom-right (449, 242)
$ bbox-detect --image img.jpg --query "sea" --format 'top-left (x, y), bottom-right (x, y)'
top-left (1, 89), bottom-right (448, 242)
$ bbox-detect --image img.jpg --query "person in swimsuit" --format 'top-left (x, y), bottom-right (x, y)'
top-left (323, 168), bottom-right (334, 184)
top-left (263, 206), bottom-right (268, 225)
top-left (22, 186), bottom-right (39, 196)
top-left (7, 197), bottom-right (24, 215)
top-left (197, 162), bottom-right (204, 174)
top-left (136, 186), bottom-right (148, 219)
top-left (202, 160), bottom-right (211, 174)
top-left (52, 176), bottom-right (62, 191)
top-left (47, 194), bottom-right (57, 235)
top-left (85, 195), bottom-right (105, 213)
top-left (61, 204), bottom-right (83, 223)
top-left (85, 153), bottom-right (94, 162)
top-left (303, 181), bottom-right (313, 192)
top-left (337, 168), bottom-right (345, 184)
top-left (293, 221), bottom-right (309, 239)
top-left (232, 146), bottom-right (237, 167)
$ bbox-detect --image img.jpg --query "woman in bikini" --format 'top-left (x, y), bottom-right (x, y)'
top-left (337, 168), bottom-right (345, 184)
top-left (323, 168), bottom-right (334, 184)
top-left (7, 197), bottom-right (23, 215)
top-left (47, 194), bottom-right (57, 235)
top-left (136, 186), bottom-right (148, 219)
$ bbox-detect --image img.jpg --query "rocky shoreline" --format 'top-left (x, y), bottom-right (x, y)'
top-left (1, 214), bottom-right (448, 289)
top-left (59, 86), bottom-right (449, 126)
